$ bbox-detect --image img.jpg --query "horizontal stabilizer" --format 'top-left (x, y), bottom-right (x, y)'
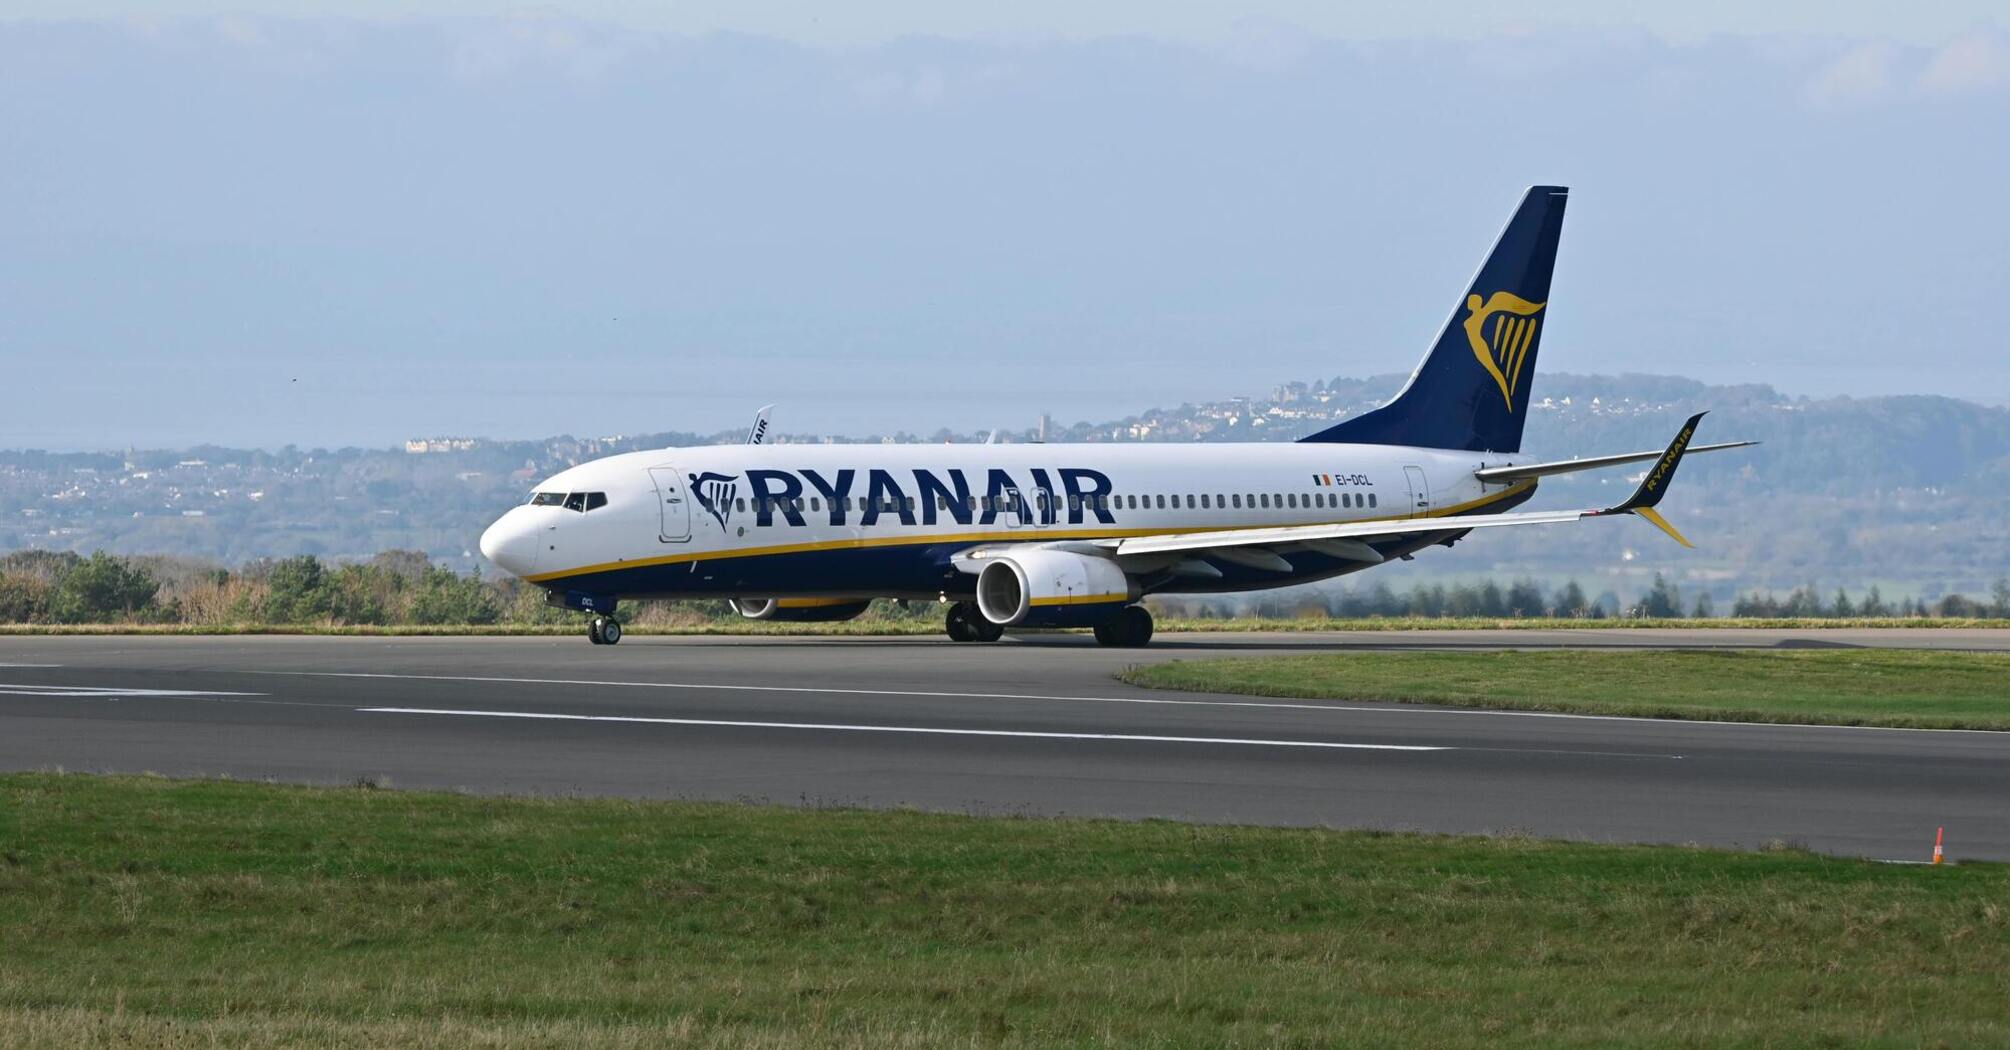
top-left (1473, 439), bottom-right (1755, 483)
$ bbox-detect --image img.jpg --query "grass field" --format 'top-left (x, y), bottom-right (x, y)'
top-left (1119, 649), bottom-right (2010, 730)
top-left (1, 615), bottom-right (2005, 636)
top-left (2, 774), bottom-right (2007, 1047)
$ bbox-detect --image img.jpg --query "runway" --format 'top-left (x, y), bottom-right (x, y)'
top-left (3, 629), bottom-right (2008, 862)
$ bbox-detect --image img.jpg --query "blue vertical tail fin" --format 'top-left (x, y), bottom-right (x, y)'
top-left (1300, 185), bottom-right (1568, 453)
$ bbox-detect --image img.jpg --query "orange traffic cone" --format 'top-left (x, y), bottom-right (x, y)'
top-left (1932, 826), bottom-right (1944, 866)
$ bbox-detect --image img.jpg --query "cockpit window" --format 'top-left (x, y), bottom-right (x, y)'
top-left (532, 491), bottom-right (607, 512)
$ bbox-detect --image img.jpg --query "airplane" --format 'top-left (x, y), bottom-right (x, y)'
top-left (479, 186), bottom-right (1752, 646)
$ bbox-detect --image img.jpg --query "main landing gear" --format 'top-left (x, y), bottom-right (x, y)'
top-left (1092, 605), bottom-right (1154, 647)
top-left (941, 601), bottom-right (1155, 646)
top-left (944, 601), bottom-right (1004, 643)
top-left (587, 616), bottom-right (623, 645)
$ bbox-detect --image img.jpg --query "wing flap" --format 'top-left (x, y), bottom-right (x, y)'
top-left (1114, 509), bottom-right (1591, 559)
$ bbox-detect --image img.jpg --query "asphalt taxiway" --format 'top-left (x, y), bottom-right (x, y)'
top-left (2, 629), bottom-right (2006, 861)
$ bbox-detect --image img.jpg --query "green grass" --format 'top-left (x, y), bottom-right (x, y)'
top-left (1, 774), bottom-right (2005, 1047)
top-left (2, 616), bottom-right (2004, 636)
top-left (1120, 649), bottom-right (2010, 730)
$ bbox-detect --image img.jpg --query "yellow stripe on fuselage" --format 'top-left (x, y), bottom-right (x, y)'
top-left (523, 481), bottom-right (1536, 585)
top-left (1029, 593), bottom-right (1130, 607)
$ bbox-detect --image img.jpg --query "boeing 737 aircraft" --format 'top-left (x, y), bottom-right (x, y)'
top-left (479, 186), bottom-right (1750, 646)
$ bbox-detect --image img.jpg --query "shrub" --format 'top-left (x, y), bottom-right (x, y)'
top-left (0, 574), bottom-right (52, 623)
top-left (48, 552), bottom-right (161, 623)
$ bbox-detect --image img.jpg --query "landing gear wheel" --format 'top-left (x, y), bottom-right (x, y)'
top-left (945, 602), bottom-right (979, 642)
top-left (947, 601), bottom-right (1003, 643)
top-left (588, 616), bottom-right (621, 645)
top-left (588, 618), bottom-right (604, 645)
top-left (1095, 605), bottom-right (1154, 647)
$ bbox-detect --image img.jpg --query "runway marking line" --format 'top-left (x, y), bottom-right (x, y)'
top-left (0, 682), bottom-right (264, 699)
top-left (282, 671), bottom-right (2006, 735)
top-left (358, 706), bottom-right (1452, 751)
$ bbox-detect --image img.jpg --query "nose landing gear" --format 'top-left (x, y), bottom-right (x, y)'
top-left (587, 616), bottom-right (622, 645)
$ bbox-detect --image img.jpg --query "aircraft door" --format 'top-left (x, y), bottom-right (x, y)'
top-left (1403, 466), bottom-right (1432, 514)
top-left (648, 467), bottom-right (693, 543)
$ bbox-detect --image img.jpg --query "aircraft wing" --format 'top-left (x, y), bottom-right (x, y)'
top-left (1110, 412), bottom-right (1712, 561)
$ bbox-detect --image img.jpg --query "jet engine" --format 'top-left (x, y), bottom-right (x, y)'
top-left (973, 549), bottom-right (1136, 627)
top-left (729, 598), bottom-right (874, 623)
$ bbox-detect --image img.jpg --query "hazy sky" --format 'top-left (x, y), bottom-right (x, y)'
top-left (4, 5), bottom-right (2008, 449)
top-left (8, 1), bottom-right (2008, 46)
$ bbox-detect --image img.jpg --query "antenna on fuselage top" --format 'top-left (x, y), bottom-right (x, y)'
top-left (747, 405), bottom-right (774, 446)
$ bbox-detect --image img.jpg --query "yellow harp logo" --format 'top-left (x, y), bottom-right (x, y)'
top-left (1462, 291), bottom-right (1546, 411)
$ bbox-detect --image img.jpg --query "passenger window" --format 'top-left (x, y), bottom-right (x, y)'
top-left (1369, 493), bottom-right (1378, 508)
top-left (563, 493), bottom-right (587, 512)
top-left (530, 492), bottom-right (564, 507)
top-left (1258, 494), bottom-right (1269, 509)
top-left (1231, 495), bottom-right (1242, 509)
top-left (1186, 495), bottom-right (1195, 509)
top-left (1287, 494), bottom-right (1297, 509)
top-left (584, 492), bottom-right (608, 511)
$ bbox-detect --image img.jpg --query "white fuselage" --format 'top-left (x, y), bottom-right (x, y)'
top-left (479, 441), bottom-right (1534, 601)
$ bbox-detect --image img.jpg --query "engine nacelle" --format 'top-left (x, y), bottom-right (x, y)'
top-left (729, 598), bottom-right (874, 623)
top-left (974, 549), bottom-right (1135, 627)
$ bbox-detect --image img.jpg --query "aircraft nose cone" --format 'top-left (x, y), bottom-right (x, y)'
top-left (479, 513), bottom-right (538, 577)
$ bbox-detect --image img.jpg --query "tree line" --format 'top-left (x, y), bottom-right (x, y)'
top-left (1, 550), bottom-right (2007, 625)
top-left (1129, 573), bottom-right (2010, 622)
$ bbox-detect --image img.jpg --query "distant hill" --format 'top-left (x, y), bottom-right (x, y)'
top-left (4, 373), bottom-right (2007, 603)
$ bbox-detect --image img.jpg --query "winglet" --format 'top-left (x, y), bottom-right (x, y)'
top-left (1596, 411), bottom-right (1706, 547)
top-left (1632, 506), bottom-right (1693, 548)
